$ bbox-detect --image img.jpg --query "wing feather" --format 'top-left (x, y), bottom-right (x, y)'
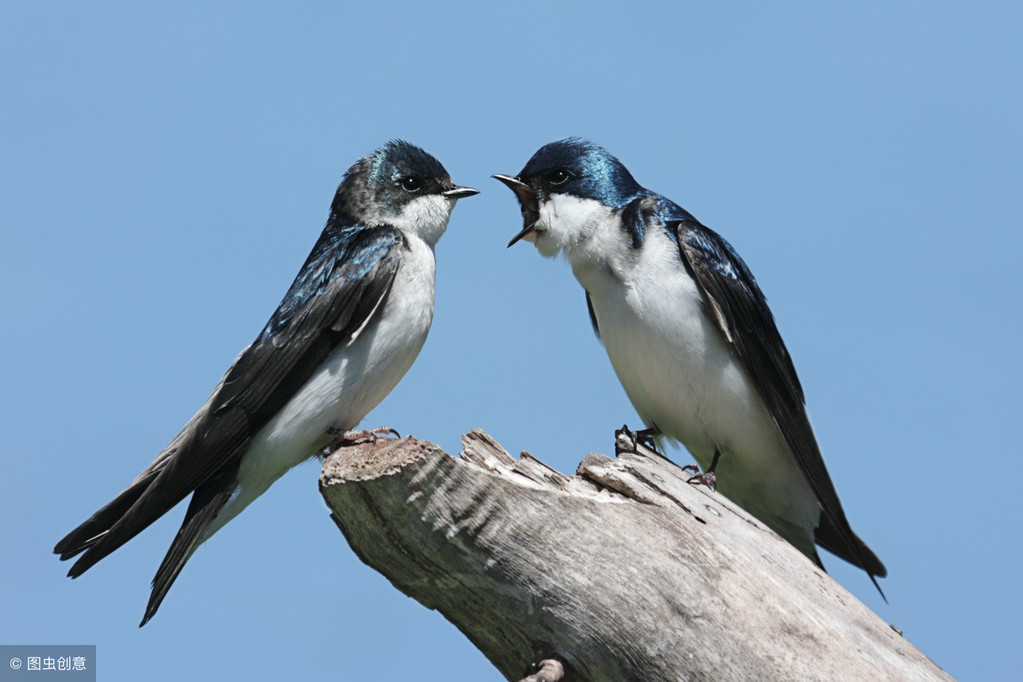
top-left (56, 224), bottom-right (406, 578)
top-left (668, 215), bottom-right (885, 578)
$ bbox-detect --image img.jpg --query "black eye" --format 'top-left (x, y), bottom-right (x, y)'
top-left (400, 176), bottom-right (422, 192)
top-left (550, 169), bottom-right (571, 186)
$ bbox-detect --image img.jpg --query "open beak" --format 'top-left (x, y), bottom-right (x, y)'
top-left (442, 186), bottom-right (480, 200)
top-left (492, 174), bottom-right (540, 247)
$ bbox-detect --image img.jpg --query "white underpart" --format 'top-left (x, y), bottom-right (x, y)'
top-left (199, 193), bottom-right (461, 543)
top-left (535, 193), bottom-right (820, 557)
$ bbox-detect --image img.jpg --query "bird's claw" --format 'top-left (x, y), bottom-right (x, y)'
top-left (322, 426), bottom-right (401, 455)
top-left (328, 425), bottom-right (400, 442)
top-left (614, 424), bottom-right (663, 456)
top-left (687, 470), bottom-right (717, 490)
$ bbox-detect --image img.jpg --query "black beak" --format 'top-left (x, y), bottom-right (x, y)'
top-left (492, 174), bottom-right (540, 247)
top-left (442, 186), bottom-right (480, 200)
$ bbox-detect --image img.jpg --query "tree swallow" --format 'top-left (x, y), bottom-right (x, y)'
top-left (55, 140), bottom-right (477, 625)
top-left (494, 138), bottom-right (886, 592)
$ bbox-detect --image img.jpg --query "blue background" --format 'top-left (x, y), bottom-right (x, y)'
top-left (2, 2), bottom-right (1019, 680)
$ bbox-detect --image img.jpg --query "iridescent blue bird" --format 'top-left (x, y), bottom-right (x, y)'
top-left (495, 139), bottom-right (885, 592)
top-left (55, 141), bottom-right (477, 625)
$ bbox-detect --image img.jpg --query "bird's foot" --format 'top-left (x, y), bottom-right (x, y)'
top-left (327, 425), bottom-right (400, 443)
top-left (322, 426), bottom-right (401, 455)
top-left (614, 424), bottom-right (641, 455)
top-left (686, 448), bottom-right (720, 489)
top-left (614, 424), bottom-right (663, 456)
top-left (686, 469), bottom-right (717, 490)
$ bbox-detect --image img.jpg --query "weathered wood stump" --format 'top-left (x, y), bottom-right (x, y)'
top-left (319, 428), bottom-right (950, 681)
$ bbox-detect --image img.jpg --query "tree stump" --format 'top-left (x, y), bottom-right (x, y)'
top-left (319, 428), bottom-right (950, 681)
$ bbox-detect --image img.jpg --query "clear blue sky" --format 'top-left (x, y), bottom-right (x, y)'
top-left (2, 2), bottom-right (1019, 680)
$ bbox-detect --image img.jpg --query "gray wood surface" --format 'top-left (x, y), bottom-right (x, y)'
top-left (319, 428), bottom-right (951, 681)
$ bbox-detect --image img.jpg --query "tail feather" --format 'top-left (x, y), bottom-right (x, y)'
top-left (54, 470), bottom-right (160, 563)
top-left (815, 512), bottom-right (887, 600)
top-left (54, 409), bottom-right (206, 576)
top-left (55, 455), bottom-right (196, 580)
top-left (140, 466), bottom-right (236, 627)
top-left (54, 386), bottom-right (246, 625)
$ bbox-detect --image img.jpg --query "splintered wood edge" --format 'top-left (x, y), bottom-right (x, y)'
top-left (460, 428), bottom-right (517, 468)
top-left (319, 435), bottom-right (442, 484)
top-left (319, 427), bottom-right (699, 505)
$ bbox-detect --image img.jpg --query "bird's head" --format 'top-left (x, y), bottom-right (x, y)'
top-left (494, 138), bottom-right (643, 257)
top-left (333, 140), bottom-right (477, 246)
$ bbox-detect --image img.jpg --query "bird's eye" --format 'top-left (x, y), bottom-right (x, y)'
top-left (550, 169), bottom-right (571, 186)
top-left (400, 176), bottom-right (422, 192)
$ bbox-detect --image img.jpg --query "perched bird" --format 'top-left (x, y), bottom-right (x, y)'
top-left (494, 139), bottom-right (885, 591)
top-left (55, 140), bottom-right (477, 625)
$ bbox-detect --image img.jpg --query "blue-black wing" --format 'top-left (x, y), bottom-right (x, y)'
top-left (655, 201), bottom-right (885, 580)
top-left (55, 223), bottom-right (407, 618)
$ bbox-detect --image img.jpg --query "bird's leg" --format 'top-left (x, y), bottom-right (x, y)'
top-left (614, 424), bottom-right (675, 466)
top-left (321, 426), bottom-right (401, 455)
top-left (635, 426), bottom-right (662, 454)
top-left (615, 424), bottom-right (663, 454)
top-left (687, 448), bottom-right (721, 490)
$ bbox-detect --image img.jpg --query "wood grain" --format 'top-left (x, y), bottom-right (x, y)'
top-left (319, 428), bottom-right (950, 681)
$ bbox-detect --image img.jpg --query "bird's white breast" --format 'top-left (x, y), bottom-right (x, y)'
top-left (202, 235), bottom-right (437, 541)
top-left (562, 211), bottom-right (820, 552)
top-left (250, 235), bottom-right (435, 471)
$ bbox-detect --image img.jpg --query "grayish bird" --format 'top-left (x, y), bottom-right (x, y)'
top-left (55, 140), bottom-right (477, 625)
top-left (494, 138), bottom-right (885, 592)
